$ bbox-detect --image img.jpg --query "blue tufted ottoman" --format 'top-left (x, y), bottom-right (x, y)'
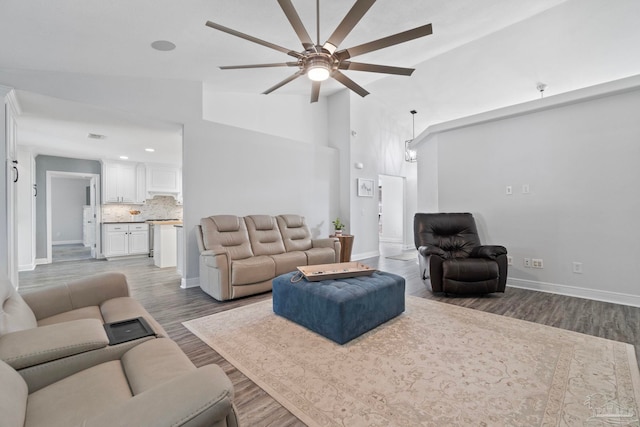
top-left (272, 270), bottom-right (405, 344)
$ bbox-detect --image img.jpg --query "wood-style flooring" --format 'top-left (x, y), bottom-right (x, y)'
top-left (18, 252), bottom-right (640, 427)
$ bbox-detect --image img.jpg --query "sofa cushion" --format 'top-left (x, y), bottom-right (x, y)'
top-left (0, 360), bottom-right (28, 427)
top-left (25, 360), bottom-right (132, 427)
top-left (277, 215), bottom-right (313, 252)
top-left (231, 256), bottom-right (276, 285)
top-left (270, 251), bottom-right (307, 276)
top-left (121, 338), bottom-right (194, 394)
top-left (245, 215), bottom-right (286, 256)
top-left (201, 215), bottom-right (253, 260)
top-left (37, 306), bottom-right (103, 326)
top-left (0, 278), bottom-right (37, 335)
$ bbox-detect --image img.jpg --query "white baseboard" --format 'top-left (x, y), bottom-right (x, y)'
top-left (352, 250), bottom-right (380, 261)
top-left (379, 237), bottom-right (403, 244)
top-left (18, 263), bottom-right (36, 271)
top-left (181, 277), bottom-right (200, 289)
top-left (53, 240), bottom-right (83, 245)
top-left (507, 277), bottom-right (640, 308)
top-left (35, 258), bottom-right (49, 265)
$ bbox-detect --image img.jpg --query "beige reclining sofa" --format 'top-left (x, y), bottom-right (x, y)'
top-left (196, 214), bottom-right (341, 301)
top-left (0, 272), bottom-right (240, 426)
top-left (0, 272), bottom-right (168, 391)
top-left (1, 338), bottom-right (239, 427)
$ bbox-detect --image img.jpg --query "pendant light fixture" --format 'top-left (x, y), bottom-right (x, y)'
top-left (405, 110), bottom-right (417, 162)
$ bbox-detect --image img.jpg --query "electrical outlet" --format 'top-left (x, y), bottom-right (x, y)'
top-left (532, 258), bottom-right (544, 268)
top-left (573, 262), bottom-right (583, 274)
top-left (524, 258), bottom-right (531, 268)
top-left (522, 184), bottom-right (530, 194)
top-left (507, 255), bottom-right (513, 265)
top-left (506, 186), bottom-right (513, 195)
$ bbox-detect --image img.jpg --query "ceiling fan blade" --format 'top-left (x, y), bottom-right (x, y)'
top-left (323, 0), bottom-right (376, 54)
top-left (311, 81), bottom-right (321, 103)
top-left (220, 62), bottom-right (299, 70)
top-left (332, 70), bottom-right (370, 98)
top-left (339, 61), bottom-right (414, 76)
top-left (278, 0), bottom-right (315, 51)
top-left (262, 70), bottom-right (305, 95)
top-left (336, 23), bottom-right (432, 60)
top-left (206, 20), bottom-right (302, 59)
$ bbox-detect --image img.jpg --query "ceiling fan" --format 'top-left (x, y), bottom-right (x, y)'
top-left (206, 0), bottom-right (433, 103)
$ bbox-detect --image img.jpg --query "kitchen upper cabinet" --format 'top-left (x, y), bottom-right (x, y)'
top-left (103, 161), bottom-right (138, 204)
top-left (146, 164), bottom-right (181, 196)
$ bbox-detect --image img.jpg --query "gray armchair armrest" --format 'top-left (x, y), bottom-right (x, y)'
top-left (82, 365), bottom-right (237, 427)
top-left (418, 245), bottom-right (447, 258)
top-left (470, 245), bottom-right (507, 260)
top-left (0, 319), bottom-right (108, 369)
top-left (22, 272), bottom-right (130, 321)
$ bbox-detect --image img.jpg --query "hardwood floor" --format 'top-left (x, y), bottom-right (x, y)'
top-left (18, 253), bottom-right (640, 426)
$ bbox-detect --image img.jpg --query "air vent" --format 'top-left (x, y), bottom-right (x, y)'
top-left (88, 133), bottom-right (106, 140)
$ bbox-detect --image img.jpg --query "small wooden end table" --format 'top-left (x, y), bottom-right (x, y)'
top-left (331, 234), bottom-right (354, 262)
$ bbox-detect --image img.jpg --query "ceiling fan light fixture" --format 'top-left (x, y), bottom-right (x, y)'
top-left (308, 65), bottom-right (330, 81)
top-left (306, 57), bottom-right (332, 81)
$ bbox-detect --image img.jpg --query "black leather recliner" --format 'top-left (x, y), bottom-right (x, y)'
top-left (414, 213), bottom-right (508, 294)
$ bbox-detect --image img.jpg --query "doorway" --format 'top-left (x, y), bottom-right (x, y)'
top-left (46, 171), bottom-right (101, 263)
top-left (378, 174), bottom-right (405, 255)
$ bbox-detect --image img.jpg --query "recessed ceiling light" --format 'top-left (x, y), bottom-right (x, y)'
top-left (88, 133), bottom-right (106, 139)
top-left (145, 148), bottom-right (155, 152)
top-left (119, 156), bottom-right (129, 160)
top-left (151, 40), bottom-right (176, 51)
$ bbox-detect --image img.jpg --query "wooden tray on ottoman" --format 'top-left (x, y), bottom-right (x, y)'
top-left (297, 262), bottom-right (375, 281)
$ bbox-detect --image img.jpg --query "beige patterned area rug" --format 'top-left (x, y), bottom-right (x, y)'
top-left (183, 297), bottom-right (640, 426)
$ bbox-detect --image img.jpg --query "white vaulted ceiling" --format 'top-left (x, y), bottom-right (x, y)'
top-left (1, 0), bottom-right (639, 156)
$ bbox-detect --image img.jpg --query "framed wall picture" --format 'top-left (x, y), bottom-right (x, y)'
top-left (357, 178), bottom-right (374, 197)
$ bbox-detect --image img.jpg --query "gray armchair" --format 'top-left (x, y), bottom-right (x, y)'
top-left (414, 213), bottom-right (508, 294)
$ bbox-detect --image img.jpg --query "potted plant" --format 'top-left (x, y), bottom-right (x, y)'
top-left (332, 218), bottom-right (345, 236)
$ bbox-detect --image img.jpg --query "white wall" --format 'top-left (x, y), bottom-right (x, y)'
top-left (417, 85), bottom-right (640, 306)
top-left (327, 90), bottom-right (352, 233)
top-left (202, 87), bottom-right (329, 147)
top-left (51, 177), bottom-right (88, 244)
top-left (182, 120), bottom-right (339, 285)
top-left (349, 94), bottom-right (416, 258)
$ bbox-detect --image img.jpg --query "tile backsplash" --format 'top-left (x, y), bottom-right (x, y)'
top-left (102, 196), bottom-right (183, 222)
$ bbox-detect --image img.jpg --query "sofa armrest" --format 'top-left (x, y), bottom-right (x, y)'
top-left (22, 272), bottom-right (130, 321)
top-left (418, 245), bottom-right (446, 258)
top-left (0, 319), bottom-right (109, 370)
top-left (470, 245), bottom-right (507, 260)
top-left (200, 250), bottom-right (230, 268)
top-left (311, 237), bottom-right (338, 249)
top-left (82, 365), bottom-right (237, 427)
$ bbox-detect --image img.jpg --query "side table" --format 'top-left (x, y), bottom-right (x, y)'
top-left (331, 234), bottom-right (354, 262)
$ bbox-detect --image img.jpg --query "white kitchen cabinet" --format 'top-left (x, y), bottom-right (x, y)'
top-left (103, 223), bottom-right (148, 258)
top-left (145, 164), bottom-right (181, 199)
top-left (103, 161), bottom-right (138, 203)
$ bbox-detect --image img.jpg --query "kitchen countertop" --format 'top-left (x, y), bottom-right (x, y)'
top-left (102, 221), bottom-right (147, 224)
top-left (146, 220), bottom-right (183, 225)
